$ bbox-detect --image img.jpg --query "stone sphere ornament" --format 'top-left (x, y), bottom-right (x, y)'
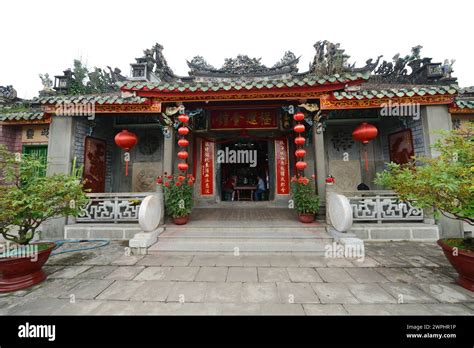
top-left (139, 195), bottom-right (161, 232)
top-left (327, 193), bottom-right (353, 232)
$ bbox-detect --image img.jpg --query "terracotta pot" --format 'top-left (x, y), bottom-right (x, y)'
top-left (173, 215), bottom-right (189, 225)
top-left (298, 213), bottom-right (315, 223)
top-left (0, 242), bottom-right (56, 293)
top-left (437, 239), bottom-right (474, 292)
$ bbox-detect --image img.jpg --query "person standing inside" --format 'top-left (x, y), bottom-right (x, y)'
top-left (254, 175), bottom-right (266, 201)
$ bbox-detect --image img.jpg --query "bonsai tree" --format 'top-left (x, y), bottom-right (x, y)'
top-left (0, 145), bottom-right (89, 246)
top-left (291, 174), bottom-right (320, 221)
top-left (375, 126), bottom-right (473, 250)
top-left (157, 173), bottom-right (195, 222)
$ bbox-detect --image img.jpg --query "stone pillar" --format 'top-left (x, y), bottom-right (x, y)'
top-left (41, 116), bottom-right (77, 239)
top-left (313, 126), bottom-right (327, 206)
top-left (421, 105), bottom-right (463, 237)
top-left (162, 128), bottom-right (175, 175)
top-left (421, 105), bottom-right (452, 157)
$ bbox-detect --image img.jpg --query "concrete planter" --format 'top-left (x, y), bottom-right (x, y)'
top-left (0, 242), bottom-right (56, 293)
top-left (437, 239), bottom-right (474, 292)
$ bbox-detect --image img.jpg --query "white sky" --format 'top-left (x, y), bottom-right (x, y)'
top-left (1, 0), bottom-right (473, 99)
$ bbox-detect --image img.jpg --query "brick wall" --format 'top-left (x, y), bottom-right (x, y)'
top-left (0, 125), bottom-right (22, 152)
top-left (379, 116), bottom-right (426, 164)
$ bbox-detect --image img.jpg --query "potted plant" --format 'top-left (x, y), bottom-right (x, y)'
top-left (291, 174), bottom-right (320, 223)
top-left (157, 173), bottom-right (195, 225)
top-left (0, 145), bottom-right (89, 292)
top-left (376, 126), bottom-right (474, 291)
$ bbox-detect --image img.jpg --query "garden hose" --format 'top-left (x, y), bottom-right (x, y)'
top-left (49, 239), bottom-right (110, 256)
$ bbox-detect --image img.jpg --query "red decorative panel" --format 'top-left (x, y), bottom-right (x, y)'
top-left (83, 137), bottom-right (106, 193)
top-left (275, 139), bottom-right (290, 195)
top-left (210, 109), bottom-right (277, 129)
top-left (200, 140), bottom-right (214, 195)
top-left (388, 129), bottom-right (415, 165)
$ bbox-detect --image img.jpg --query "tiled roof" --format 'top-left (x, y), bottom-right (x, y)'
top-left (34, 94), bottom-right (148, 105)
top-left (454, 99), bottom-right (474, 109)
top-left (332, 85), bottom-right (458, 100)
top-left (0, 111), bottom-right (45, 121)
top-left (119, 71), bottom-right (371, 92)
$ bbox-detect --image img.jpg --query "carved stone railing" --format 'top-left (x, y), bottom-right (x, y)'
top-left (342, 190), bottom-right (424, 223)
top-left (76, 193), bottom-right (153, 223)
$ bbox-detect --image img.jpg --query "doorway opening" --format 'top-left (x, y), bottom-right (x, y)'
top-left (218, 140), bottom-right (270, 201)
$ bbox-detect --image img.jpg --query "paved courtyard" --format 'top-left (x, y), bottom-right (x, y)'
top-left (1, 241), bottom-right (473, 315)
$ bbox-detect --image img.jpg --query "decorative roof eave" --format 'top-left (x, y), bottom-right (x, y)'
top-left (41, 98), bottom-right (162, 115)
top-left (0, 111), bottom-right (51, 125)
top-left (124, 80), bottom-right (365, 103)
top-left (320, 94), bottom-right (456, 110)
top-left (34, 94), bottom-right (149, 106)
top-left (449, 99), bottom-right (474, 114)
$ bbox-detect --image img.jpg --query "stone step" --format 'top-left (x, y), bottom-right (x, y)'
top-left (148, 240), bottom-right (329, 253)
top-left (161, 227), bottom-right (328, 237)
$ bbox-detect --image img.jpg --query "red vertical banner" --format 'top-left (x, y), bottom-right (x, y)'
top-left (200, 140), bottom-right (214, 195)
top-left (275, 139), bottom-right (290, 195)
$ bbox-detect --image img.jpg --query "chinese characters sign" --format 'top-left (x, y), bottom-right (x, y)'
top-left (275, 139), bottom-right (289, 195)
top-left (21, 125), bottom-right (49, 143)
top-left (210, 109), bottom-right (277, 129)
top-left (200, 140), bottom-right (214, 195)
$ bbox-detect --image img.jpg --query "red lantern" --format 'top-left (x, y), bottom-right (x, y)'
top-left (178, 127), bottom-right (189, 136)
top-left (295, 149), bottom-right (306, 158)
top-left (178, 163), bottom-right (189, 171)
top-left (352, 122), bottom-right (378, 172)
top-left (178, 139), bottom-right (189, 147)
top-left (294, 136), bottom-right (306, 145)
top-left (178, 151), bottom-right (189, 159)
top-left (293, 112), bottom-right (305, 121)
top-left (296, 161), bottom-right (307, 171)
top-left (114, 130), bottom-right (138, 176)
top-left (294, 124), bottom-right (305, 133)
top-left (178, 114), bottom-right (189, 123)
top-left (352, 122), bottom-right (378, 144)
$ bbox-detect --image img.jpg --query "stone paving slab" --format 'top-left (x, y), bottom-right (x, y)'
top-left (287, 267), bottom-right (322, 283)
top-left (316, 268), bottom-right (355, 283)
top-left (1, 241), bottom-right (473, 315)
top-left (226, 267), bottom-right (258, 282)
top-left (195, 267), bottom-right (228, 282)
top-left (311, 283), bottom-right (359, 304)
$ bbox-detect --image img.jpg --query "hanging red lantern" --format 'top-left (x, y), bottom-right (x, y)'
top-left (294, 124), bottom-right (305, 133)
top-left (352, 122), bottom-right (378, 144)
top-left (178, 139), bottom-right (189, 147)
top-left (178, 151), bottom-right (189, 159)
top-left (295, 149), bottom-right (306, 158)
top-left (296, 161), bottom-right (307, 171)
top-left (352, 122), bottom-right (378, 172)
top-left (294, 136), bottom-right (306, 145)
top-left (114, 129), bottom-right (138, 177)
top-left (178, 163), bottom-right (189, 171)
top-left (178, 114), bottom-right (189, 123)
top-left (293, 112), bottom-right (305, 121)
top-left (178, 126), bottom-right (189, 136)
